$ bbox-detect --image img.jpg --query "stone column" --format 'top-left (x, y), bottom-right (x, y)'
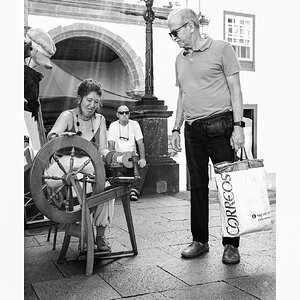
top-left (131, 102), bottom-right (179, 195)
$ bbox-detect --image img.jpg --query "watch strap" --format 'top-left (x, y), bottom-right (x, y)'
top-left (172, 127), bottom-right (181, 134)
top-left (233, 121), bottom-right (245, 128)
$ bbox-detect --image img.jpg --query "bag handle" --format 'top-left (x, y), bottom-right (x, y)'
top-left (234, 147), bottom-right (248, 161)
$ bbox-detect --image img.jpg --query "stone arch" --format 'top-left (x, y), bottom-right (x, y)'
top-left (48, 23), bottom-right (145, 92)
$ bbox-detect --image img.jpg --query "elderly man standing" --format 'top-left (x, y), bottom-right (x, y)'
top-left (108, 105), bottom-right (147, 201)
top-left (168, 8), bottom-right (245, 264)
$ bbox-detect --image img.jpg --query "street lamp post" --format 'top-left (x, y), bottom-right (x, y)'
top-left (141, 0), bottom-right (157, 101)
top-left (124, 0), bottom-right (179, 194)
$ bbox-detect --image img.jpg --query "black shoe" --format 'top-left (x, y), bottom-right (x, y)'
top-left (181, 241), bottom-right (209, 258)
top-left (222, 244), bottom-right (240, 264)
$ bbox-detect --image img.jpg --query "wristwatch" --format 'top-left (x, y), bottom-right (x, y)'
top-left (172, 127), bottom-right (181, 134)
top-left (233, 121), bottom-right (245, 128)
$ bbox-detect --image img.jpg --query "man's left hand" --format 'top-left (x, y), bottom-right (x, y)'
top-left (138, 158), bottom-right (146, 168)
top-left (230, 127), bottom-right (245, 151)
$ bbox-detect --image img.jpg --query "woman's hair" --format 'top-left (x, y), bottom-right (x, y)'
top-left (75, 78), bottom-right (103, 106)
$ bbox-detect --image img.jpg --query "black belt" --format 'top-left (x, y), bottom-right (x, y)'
top-left (192, 110), bottom-right (233, 126)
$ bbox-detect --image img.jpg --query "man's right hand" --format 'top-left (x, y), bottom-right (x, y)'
top-left (171, 132), bottom-right (182, 152)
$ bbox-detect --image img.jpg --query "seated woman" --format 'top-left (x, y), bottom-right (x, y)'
top-left (45, 78), bottom-right (112, 252)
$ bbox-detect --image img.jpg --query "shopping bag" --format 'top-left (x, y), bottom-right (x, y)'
top-left (214, 148), bottom-right (272, 237)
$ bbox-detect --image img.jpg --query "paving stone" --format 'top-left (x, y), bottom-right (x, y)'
top-left (161, 281), bottom-right (258, 300)
top-left (242, 252), bottom-right (276, 275)
top-left (238, 235), bottom-right (275, 255)
top-left (55, 256), bottom-right (123, 278)
top-left (139, 229), bottom-right (192, 248)
top-left (34, 231), bottom-right (65, 246)
top-left (122, 292), bottom-right (166, 300)
top-left (24, 284), bottom-right (39, 300)
top-left (132, 221), bottom-right (171, 236)
top-left (24, 261), bottom-right (64, 284)
top-left (100, 226), bottom-right (141, 250)
top-left (98, 266), bottom-right (187, 297)
top-left (260, 248), bottom-right (276, 258)
top-left (25, 236), bottom-right (40, 248)
top-left (160, 252), bottom-right (261, 285)
top-left (128, 201), bottom-right (167, 210)
top-left (25, 226), bottom-right (54, 237)
top-left (128, 213), bottom-right (166, 227)
top-left (225, 274), bottom-right (276, 300)
top-left (131, 206), bottom-right (189, 219)
top-left (158, 219), bottom-right (190, 232)
top-left (24, 245), bottom-right (68, 265)
top-left (208, 226), bottom-right (222, 240)
top-left (159, 212), bottom-right (189, 222)
top-left (242, 230), bottom-right (276, 248)
top-left (153, 196), bottom-right (190, 207)
top-left (32, 275), bottom-right (120, 300)
top-left (117, 247), bottom-right (182, 268)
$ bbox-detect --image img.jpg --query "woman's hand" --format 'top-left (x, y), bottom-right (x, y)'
top-left (59, 132), bottom-right (77, 137)
top-left (138, 158), bottom-right (146, 168)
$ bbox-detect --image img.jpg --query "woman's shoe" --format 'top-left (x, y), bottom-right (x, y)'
top-left (96, 235), bottom-right (111, 252)
top-left (78, 241), bottom-right (88, 254)
top-left (78, 239), bottom-right (98, 254)
top-left (130, 189), bottom-right (139, 201)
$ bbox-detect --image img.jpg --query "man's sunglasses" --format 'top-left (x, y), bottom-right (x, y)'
top-left (118, 111), bottom-right (129, 115)
top-left (169, 21), bottom-right (190, 38)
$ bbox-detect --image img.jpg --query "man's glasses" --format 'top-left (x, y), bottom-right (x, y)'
top-left (169, 21), bottom-right (190, 38)
top-left (118, 111), bottom-right (129, 115)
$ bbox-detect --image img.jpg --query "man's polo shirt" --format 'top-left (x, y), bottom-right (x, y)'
top-left (175, 36), bottom-right (241, 124)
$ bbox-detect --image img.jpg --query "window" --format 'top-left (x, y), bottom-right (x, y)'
top-left (224, 11), bottom-right (255, 71)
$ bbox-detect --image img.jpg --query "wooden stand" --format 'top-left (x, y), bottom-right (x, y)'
top-left (57, 180), bottom-right (138, 276)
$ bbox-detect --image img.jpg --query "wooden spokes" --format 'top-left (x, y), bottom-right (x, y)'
top-left (30, 135), bottom-right (106, 224)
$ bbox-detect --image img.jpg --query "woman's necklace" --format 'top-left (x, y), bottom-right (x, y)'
top-left (75, 110), bottom-right (96, 143)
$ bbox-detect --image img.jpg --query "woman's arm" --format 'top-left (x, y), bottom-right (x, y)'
top-left (98, 115), bottom-right (109, 156)
top-left (47, 111), bottom-right (73, 139)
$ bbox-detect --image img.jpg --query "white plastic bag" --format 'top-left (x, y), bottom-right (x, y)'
top-left (214, 150), bottom-right (272, 237)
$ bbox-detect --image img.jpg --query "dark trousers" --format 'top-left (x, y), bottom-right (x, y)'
top-left (185, 112), bottom-right (240, 248)
top-left (120, 165), bottom-right (148, 195)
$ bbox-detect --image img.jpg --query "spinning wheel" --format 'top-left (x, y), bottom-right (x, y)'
top-left (30, 135), bottom-right (106, 224)
top-left (30, 135), bottom-right (138, 276)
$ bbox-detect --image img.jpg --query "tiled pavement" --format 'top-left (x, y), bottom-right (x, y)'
top-left (24, 190), bottom-right (276, 300)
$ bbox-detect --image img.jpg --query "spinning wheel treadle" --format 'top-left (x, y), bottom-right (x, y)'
top-left (30, 135), bottom-right (106, 224)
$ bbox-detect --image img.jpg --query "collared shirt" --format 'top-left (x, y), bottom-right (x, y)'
top-left (183, 36), bottom-right (213, 56)
top-left (175, 36), bottom-right (241, 124)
